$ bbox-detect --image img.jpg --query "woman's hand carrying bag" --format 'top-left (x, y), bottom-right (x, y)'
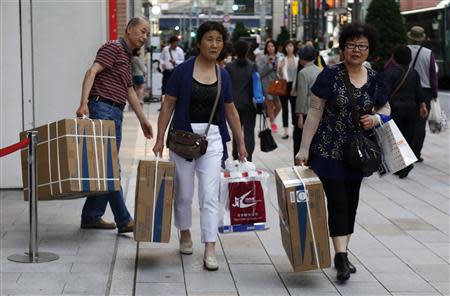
top-left (167, 65), bottom-right (221, 160)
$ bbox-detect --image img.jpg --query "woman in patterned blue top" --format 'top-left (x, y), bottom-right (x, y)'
top-left (296, 23), bottom-right (391, 282)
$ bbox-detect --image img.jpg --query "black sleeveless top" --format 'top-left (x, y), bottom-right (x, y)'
top-left (189, 78), bottom-right (219, 125)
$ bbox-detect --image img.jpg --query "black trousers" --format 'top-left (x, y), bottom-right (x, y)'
top-left (319, 176), bottom-right (363, 237)
top-left (293, 114), bottom-right (307, 162)
top-left (280, 82), bottom-right (296, 128)
top-left (232, 108), bottom-right (256, 162)
top-left (411, 88), bottom-right (432, 159)
top-left (161, 69), bottom-right (173, 95)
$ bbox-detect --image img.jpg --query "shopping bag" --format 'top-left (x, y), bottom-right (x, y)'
top-left (268, 79), bottom-right (287, 96)
top-left (258, 113), bottom-right (277, 152)
top-left (428, 98), bottom-right (447, 133)
top-left (219, 161), bottom-right (269, 233)
top-left (374, 120), bottom-right (417, 175)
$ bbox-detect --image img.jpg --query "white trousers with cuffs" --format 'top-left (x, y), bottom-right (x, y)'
top-left (169, 123), bottom-right (223, 243)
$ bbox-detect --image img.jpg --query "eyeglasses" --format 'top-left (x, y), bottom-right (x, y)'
top-left (345, 43), bottom-right (369, 51)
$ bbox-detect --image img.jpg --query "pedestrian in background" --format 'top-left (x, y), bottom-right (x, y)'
top-left (160, 36), bottom-right (185, 107)
top-left (297, 23), bottom-right (390, 282)
top-left (131, 48), bottom-right (147, 104)
top-left (293, 45), bottom-right (321, 162)
top-left (257, 40), bottom-right (281, 132)
top-left (277, 40), bottom-right (299, 139)
top-left (226, 40), bottom-right (257, 162)
top-left (217, 41), bottom-right (233, 68)
top-left (384, 45), bottom-right (428, 178)
top-left (153, 21), bottom-right (247, 271)
top-left (407, 26), bottom-right (438, 162)
top-left (75, 17), bottom-right (153, 234)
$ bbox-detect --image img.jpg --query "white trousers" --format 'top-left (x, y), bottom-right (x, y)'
top-left (169, 124), bottom-right (223, 243)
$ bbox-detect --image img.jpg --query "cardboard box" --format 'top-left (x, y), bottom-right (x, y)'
top-left (134, 160), bottom-right (174, 242)
top-left (20, 119), bottom-right (120, 200)
top-left (275, 166), bottom-right (331, 272)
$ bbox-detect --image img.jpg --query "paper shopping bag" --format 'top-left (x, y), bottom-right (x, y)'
top-left (375, 120), bottom-right (417, 174)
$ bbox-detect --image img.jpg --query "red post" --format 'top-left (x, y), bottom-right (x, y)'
top-left (109, 0), bottom-right (118, 40)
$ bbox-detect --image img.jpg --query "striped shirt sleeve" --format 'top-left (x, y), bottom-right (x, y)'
top-left (94, 43), bottom-right (119, 69)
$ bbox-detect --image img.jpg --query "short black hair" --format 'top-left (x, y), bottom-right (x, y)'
top-left (338, 22), bottom-right (378, 52)
top-left (282, 40), bottom-right (297, 56)
top-left (125, 17), bottom-right (148, 32)
top-left (393, 45), bottom-right (412, 66)
top-left (233, 40), bottom-right (249, 59)
top-left (197, 21), bottom-right (229, 44)
top-left (169, 36), bottom-right (179, 43)
top-left (299, 45), bottom-right (316, 61)
top-left (264, 40), bottom-right (277, 55)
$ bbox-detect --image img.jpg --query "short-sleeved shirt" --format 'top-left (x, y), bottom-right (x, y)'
top-left (309, 64), bottom-right (389, 179)
top-left (166, 57), bottom-right (233, 159)
top-left (90, 38), bottom-right (133, 105)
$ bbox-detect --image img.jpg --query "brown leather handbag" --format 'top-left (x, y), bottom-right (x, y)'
top-left (167, 65), bottom-right (221, 160)
top-left (268, 79), bottom-right (287, 96)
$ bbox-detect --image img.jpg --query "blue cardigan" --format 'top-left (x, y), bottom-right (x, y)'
top-left (166, 57), bottom-right (233, 159)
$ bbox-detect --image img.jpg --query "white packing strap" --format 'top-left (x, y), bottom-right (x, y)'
top-left (47, 124), bottom-right (53, 196)
top-left (23, 177), bottom-right (120, 190)
top-left (151, 155), bottom-right (161, 241)
top-left (100, 120), bottom-right (106, 190)
top-left (74, 118), bottom-right (82, 190)
top-left (293, 166), bottom-right (321, 270)
top-left (90, 119), bottom-right (101, 190)
top-left (56, 121), bottom-right (62, 194)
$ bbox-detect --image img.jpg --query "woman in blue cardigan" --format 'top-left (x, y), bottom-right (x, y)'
top-left (153, 21), bottom-right (247, 271)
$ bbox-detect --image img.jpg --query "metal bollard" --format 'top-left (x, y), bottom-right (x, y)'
top-left (8, 131), bottom-right (59, 263)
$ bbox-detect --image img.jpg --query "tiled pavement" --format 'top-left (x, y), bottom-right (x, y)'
top-left (1, 101), bottom-right (449, 296)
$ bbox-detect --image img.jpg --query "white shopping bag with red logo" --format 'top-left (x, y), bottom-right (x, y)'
top-left (219, 161), bottom-right (269, 233)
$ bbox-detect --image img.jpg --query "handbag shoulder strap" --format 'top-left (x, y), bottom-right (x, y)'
top-left (412, 45), bottom-right (423, 69)
top-left (339, 63), bottom-right (360, 129)
top-left (390, 66), bottom-right (411, 99)
top-left (204, 65), bottom-right (222, 136)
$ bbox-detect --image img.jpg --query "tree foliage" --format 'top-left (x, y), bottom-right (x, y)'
top-left (231, 22), bottom-right (250, 43)
top-left (365, 0), bottom-right (407, 71)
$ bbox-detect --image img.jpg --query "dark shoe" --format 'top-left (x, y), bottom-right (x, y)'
top-left (81, 218), bottom-right (116, 229)
top-left (398, 165), bottom-right (414, 179)
top-left (334, 252), bottom-right (350, 281)
top-left (417, 157), bottom-right (424, 163)
top-left (346, 257), bottom-right (357, 274)
top-left (281, 134), bottom-right (289, 139)
top-left (118, 220), bottom-right (134, 234)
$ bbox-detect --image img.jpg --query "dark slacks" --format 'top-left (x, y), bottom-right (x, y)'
top-left (280, 82), bottom-right (296, 128)
top-left (411, 88), bottom-right (432, 159)
top-left (319, 176), bottom-right (363, 237)
top-left (232, 107), bottom-right (256, 162)
top-left (293, 114), bottom-right (306, 162)
top-left (161, 69), bottom-right (173, 95)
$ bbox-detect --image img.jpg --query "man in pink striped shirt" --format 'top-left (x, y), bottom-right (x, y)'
top-left (76, 17), bottom-right (152, 234)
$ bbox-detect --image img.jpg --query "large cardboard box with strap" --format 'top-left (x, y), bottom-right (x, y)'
top-left (275, 166), bottom-right (331, 272)
top-left (134, 159), bottom-right (174, 242)
top-left (20, 118), bottom-right (120, 200)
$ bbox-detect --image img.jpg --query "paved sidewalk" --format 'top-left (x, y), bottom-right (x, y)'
top-left (1, 102), bottom-right (449, 296)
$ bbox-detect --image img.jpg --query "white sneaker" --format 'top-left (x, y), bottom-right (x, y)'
top-left (179, 240), bottom-right (193, 255)
top-left (203, 255), bottom-right (219, 271)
